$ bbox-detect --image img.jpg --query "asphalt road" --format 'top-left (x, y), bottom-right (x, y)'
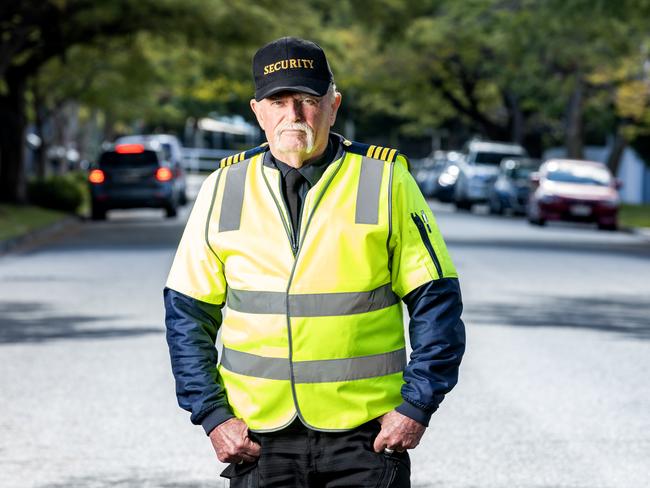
top-left (1, 177), bottom-right (649, 488)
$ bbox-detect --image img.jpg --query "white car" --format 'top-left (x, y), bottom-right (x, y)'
top-left (454, 140), bottom-right (527, 211)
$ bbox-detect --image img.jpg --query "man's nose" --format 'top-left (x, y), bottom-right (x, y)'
top-left (287, 99), bottom-right (304, 121)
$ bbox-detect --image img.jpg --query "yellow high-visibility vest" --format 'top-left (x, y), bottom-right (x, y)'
top-left (167, 143), bottom-right (457, 432)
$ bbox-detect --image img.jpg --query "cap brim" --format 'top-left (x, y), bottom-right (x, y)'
top-left (255, 79), bottom-right (330, 101)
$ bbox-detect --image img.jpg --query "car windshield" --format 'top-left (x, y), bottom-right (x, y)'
top-left (475, 152), bottom-right (522, 165)
top-left (99, 151), bottom-right (159, 168)
top-left (511, 167), bottom-right (536, 180)
top-left (546, 166), bottom-right (611, 186)
top-left (160, 143), bottom-right (173, 161)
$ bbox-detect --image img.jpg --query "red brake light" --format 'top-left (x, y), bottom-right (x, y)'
top-left (115, 143), bottom-right (145, 154)
top-left (88, 169), bottom-right (105, 184)
top-left (155, 167), bottom-right (173, 182)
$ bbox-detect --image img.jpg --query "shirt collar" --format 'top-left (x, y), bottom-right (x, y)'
top-left (263, 133), bottom-right (345, 187)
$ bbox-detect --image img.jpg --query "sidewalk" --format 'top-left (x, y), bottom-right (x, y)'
top-left (632, 226), bottom-right (650, 240)
top-left (0, 206), bottom-right (80, 255)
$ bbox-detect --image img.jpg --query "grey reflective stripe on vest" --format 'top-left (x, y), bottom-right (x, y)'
top-left (221, 347), bottom-right (406, 383)
top-left (293, 348), bottom-right (406, 383)
top-left (228, 289), bottom-right (285, 315)
top-left (355, 157), bottom-right (384, 224)
top-left (219, 159), bottom-right (251, 232)
top-left (221, 347), bottom-right (290, 381)
top-left (227, 283), bottom-right (399, 316)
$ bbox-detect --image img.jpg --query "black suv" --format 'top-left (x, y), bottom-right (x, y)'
top-left (88, 143), bottom-right (186, 220)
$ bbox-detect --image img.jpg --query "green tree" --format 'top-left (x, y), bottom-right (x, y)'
top-left (0, 0), bottom-right (280, 203)
top-left (351, 0), bottom-right (650, 164)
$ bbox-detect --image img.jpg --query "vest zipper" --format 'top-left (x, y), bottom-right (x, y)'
top-left (411, 212), bottom-right (443, 279)
top-left (260, 157), bottom-right (346, 427)
top-left (283, 159), bottom-right (344, 428)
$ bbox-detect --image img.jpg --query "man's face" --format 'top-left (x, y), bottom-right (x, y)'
top-left (250, 89), bottom-right (342, 165)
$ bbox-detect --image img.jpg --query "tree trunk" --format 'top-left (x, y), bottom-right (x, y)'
top-left (606, 125), bottom-right (628, 176)
top-left (33, 88), bottom-right (48, 180)
top-left (103, 112), bottom-right (117, 143)
top-left (504, 92), bottom-right (524, 144)
top-left (0, 73), bottom-right (27, 203)
top-left (430, 75), bottom-right (510, 142)
top-left (566, 79), bottom-right (584, 159)
top-left (481, 122), bottom-right (511, 143)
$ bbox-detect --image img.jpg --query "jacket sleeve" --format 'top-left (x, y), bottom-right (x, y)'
top-left (396, 279), bottom-right (465, 426)
top-left (164, 288), bottom-right (234, 434)
top-left (389, 157), bottom-right (466, 426)
top-left (164, 171), bottom-right (233, 434)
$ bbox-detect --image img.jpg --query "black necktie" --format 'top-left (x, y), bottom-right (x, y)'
top-left (284, 168), bottom-right (305, 237)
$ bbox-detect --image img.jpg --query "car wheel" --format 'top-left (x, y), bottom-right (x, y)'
top-left (598, 222), bottom-right (618, 231)
top-left (455, 199), bottom-right (473, 212)
top-left (528, 217), bottom-right (546, 226)
top-left (165, 205), bottom-right (178, 219)
top-left (179, 191), bottom-right (188, 206)
top-left (91, 205), bottom-right (106, 221)
top-left (489, 197), bottom-right (503, 215)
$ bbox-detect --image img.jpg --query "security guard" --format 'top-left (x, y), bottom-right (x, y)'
top-left (164, 37), bottom-right (465, 487)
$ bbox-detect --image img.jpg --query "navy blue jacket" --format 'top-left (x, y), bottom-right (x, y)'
top-left (164, 277), bottom-right (465, 434)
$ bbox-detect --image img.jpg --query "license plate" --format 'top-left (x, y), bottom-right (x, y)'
top-left (114, 171), bottom-right (146, 183)
top-left (114, 175), bottom-right (140, 183)
top-left (570, 204), bottom-right (591, 216)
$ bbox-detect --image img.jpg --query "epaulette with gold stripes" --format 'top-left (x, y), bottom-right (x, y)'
top-left (219, 143), bottom-right (269, 169)
top-left (342, 139), bottom-right (400, 163)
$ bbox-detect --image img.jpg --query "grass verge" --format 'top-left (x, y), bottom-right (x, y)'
top-left (619, 204), bottom-right (650, 229)
top-left (0, 204), bottom-right (68, 242)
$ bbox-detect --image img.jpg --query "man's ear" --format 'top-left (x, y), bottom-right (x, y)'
top-left (329, 92), bottom-right (342, 126)
top-left (250, 98), bottom-right (264, 127)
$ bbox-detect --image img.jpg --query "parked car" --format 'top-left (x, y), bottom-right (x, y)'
top-left (454, 140), bottom-right (528, 211)
top-left (414, 151), bottom-right (463, 201)
top-left (432, 151), bottom-right (463, 202)
top-left (527, 159), bottom-right (620, 230)
top-left (413, 154), bottom-right (442, 198)
top-left (88, 142), bottom-right (185, 220)
top-left (488, 158), bottom-right (541, 215)
top-left (115, 134), bottom-right (187, 204)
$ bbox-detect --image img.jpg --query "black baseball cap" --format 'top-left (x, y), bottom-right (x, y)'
top-left (253, 37), bottom-right (333, 101)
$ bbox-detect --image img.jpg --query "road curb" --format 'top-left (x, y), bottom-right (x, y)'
top-left (621, 226), bottom-right (650, 240)
top-left (0, 216), bottom-right (80, 255)
top-left (632, 227), bottom-right (650, 240)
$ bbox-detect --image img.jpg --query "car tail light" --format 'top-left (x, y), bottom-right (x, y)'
top-left (115, 143), bottom-right (145, 154)
top-left (155, 167), bottom-right (173, 182)
top-left (88, 169), bottom-right (105, 184)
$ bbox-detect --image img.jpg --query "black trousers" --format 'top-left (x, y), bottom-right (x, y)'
top-left (221, 419), bottom-right (410, 488)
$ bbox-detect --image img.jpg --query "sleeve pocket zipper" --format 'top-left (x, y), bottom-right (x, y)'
top-left (411, 211), bottom-right (444, 279)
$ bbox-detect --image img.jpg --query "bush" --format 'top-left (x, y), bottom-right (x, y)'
top-left (28, 173), bottom-right (85, 213)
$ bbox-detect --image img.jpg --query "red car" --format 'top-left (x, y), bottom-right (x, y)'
top-left (527, 159), bottom-right (620, 230)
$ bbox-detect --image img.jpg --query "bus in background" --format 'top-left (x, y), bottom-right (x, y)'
top-left (182, 114), bottom-right (260, 172)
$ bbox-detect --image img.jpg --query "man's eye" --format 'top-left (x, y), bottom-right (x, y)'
top-left (303, 98), bottom-right (318, 106)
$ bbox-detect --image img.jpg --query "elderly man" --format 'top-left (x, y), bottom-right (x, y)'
top-left (164, 37), bottom-right (465, 487)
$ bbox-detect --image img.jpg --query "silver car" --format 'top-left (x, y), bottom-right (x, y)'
top-left (454, 140), bottom-right (527, 211)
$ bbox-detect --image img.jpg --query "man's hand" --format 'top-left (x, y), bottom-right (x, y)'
top-left (373, 410), bottom-right (426, 453)
top-left (208, 418), bottom-right (261, 463)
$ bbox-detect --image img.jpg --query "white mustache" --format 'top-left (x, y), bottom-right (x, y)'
top-left (278, 122), bottom-right (312, 136)
top-left (275, 122), bottom-right (315, 153)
